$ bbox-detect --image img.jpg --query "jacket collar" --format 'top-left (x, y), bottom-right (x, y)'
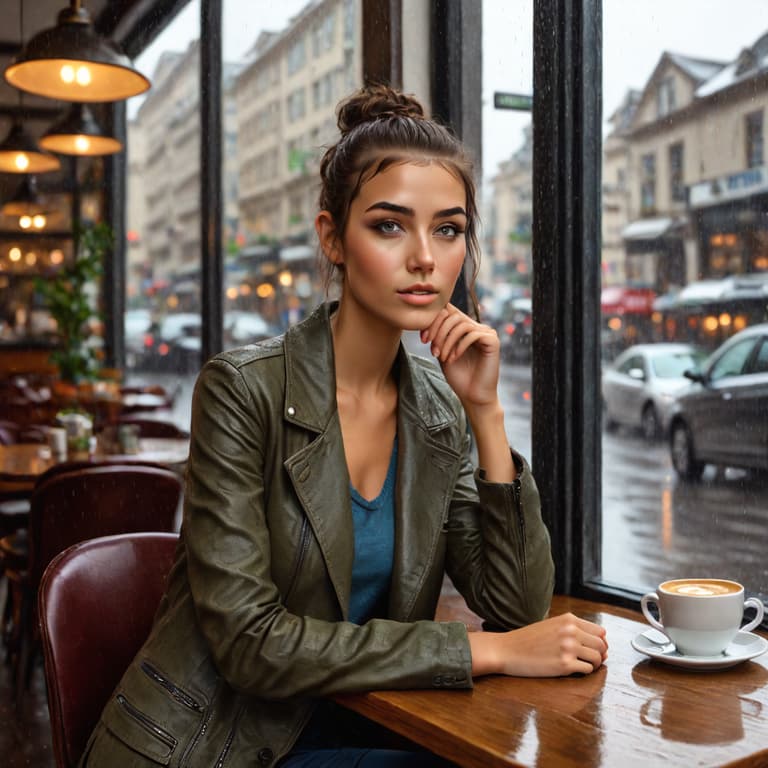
top-left (282, 301), bottom-right (456, 435)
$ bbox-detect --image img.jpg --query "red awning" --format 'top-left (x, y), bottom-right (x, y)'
top-left (601, 287), bottom-right (656, 316)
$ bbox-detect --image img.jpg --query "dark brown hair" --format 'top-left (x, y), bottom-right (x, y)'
top-left (318, 84), bottom-right (480, 311)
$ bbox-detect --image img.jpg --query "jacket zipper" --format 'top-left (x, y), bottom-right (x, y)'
top-left (284, 517), bottom-right (311, 602)
top-left (116, 694), bottom-right (177, 749)
top-left (511, 478), bottom-right (528, 594)
top-left (141, 661), bottom-right (204, 712)
top-left (213, 705), bottom-right (244, 768)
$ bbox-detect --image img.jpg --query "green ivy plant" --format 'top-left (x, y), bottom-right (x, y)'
top-left (35, 222), bottom-right (113, 384)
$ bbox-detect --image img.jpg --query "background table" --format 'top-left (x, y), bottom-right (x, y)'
top-left (0, 438), bottom-right (189, 489)
top-left (335, 592), bottom-right (768, 767)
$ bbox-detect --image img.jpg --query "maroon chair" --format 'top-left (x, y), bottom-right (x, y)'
top-left (38, 532), bottom-right (179, 768)
top-left (6, 463), bottom-right (183, 712)
top-left (115, 416), bottom-right (190, 438)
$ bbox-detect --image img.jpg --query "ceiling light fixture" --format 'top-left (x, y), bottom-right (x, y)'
top-left (0, 120), bottom-right (61, 173)
top-left (39, 102), bottom-right (122, 156)
top-left (1, 175), bottom-right (47, 217)
top-left (4, 0), bottom-right (151, 102)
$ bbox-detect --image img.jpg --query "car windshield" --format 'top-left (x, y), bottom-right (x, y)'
top-left (651, 351), bottom-right (705, 378)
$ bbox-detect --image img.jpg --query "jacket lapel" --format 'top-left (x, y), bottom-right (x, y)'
top-left (389, 349), bottom-right (463, 621)
top-left (282, 303), bottom-right (354, 619)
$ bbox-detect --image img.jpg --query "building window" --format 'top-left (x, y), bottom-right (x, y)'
top-left (286, 88), bottom-right (306, 122)
top-left (669, 142), bottom-right (685, 203)
top-left (640, 153), bottom-right (656, 214)
top-left (746, 110), bottom-right (764, 168)
top-left (656, 77), bottom-right (675, 118)
top-left (287, 36), bottom-right (306, 75)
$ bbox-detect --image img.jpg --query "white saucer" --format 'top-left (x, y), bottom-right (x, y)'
top-left (632, 629), bottom-right (768, 670)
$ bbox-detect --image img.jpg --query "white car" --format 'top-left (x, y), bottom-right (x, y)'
top-left (602, 343), bottom-right (706, 440)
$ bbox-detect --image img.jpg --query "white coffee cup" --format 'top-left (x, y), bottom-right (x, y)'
top-left (641, 578), bottom-right (764, 657)
top-left (47, 427), bottom-right (68, 458)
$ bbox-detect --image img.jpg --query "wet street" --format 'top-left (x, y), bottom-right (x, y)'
top-left (495, 362), bottom-right (768, 598)
top-left (132, 357), bottom-right (768, 599)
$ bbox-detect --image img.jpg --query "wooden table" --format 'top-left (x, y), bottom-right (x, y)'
top-left (0, 438), bottom-right (189, 489)
top-left (335, 592), bottom-right (768, 767)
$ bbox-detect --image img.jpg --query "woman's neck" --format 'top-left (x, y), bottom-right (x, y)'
top-left (331, 301), bottom-right (401, 394)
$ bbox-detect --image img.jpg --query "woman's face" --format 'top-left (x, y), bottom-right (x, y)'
top-left (326, 160), bottom-right (468, 332)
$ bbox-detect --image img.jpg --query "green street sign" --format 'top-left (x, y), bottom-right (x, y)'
top-left (494, 92), bottom-right (533, 111)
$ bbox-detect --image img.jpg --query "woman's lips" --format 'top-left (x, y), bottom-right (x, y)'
top-left (397, 288), bottom-right (439, 306)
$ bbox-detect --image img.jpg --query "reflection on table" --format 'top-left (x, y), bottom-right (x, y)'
top-left (335, 591), bottom-right (768, 767)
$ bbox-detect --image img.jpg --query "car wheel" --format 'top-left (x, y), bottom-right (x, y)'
top-left (670, 421), bottom-right (704, 481)
top-left (641, 404), bottom-right (660, 441)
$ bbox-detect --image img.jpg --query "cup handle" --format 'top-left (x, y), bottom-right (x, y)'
top-left (741, 597), bottom-right (765, 634)
top-left (639, 696), bottom-right (662, 729)
top-left (641, 592), bottom-right (669, 637)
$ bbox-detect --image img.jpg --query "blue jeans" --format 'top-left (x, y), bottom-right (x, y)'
top-left (278, 748), bottom-right (454, 767)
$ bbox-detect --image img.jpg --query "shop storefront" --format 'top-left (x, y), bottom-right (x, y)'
top-left (690, 165), bottom-right (768, 278)
top-left (620, 216), bottom-right (688, 293)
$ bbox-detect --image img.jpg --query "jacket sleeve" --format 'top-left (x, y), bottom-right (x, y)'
top-left (182, 358), bottom-right (473, 699)
top-left (443, 410), bottom-right (555, 629)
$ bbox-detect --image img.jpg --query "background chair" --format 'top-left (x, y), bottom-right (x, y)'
top-left (5, 463), bottom-right (183, 712)
top-left (114, 416), bottom-right (190, 439)
top-left (39, 531), bottom-right (180, 768)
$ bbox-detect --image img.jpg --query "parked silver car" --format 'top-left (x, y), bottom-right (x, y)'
top-left (669, 323), bottom-right (768, 480)
top-left (602, 343), bottom-right (706, 440)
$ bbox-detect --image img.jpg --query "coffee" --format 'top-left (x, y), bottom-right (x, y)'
top-left (662, 579), bottom-right (740, 597)
top-left (641, 578), bottom-right (764, 656)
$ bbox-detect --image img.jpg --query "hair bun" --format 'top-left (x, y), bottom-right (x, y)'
top-left (337, 83), bottom-right (425, 135)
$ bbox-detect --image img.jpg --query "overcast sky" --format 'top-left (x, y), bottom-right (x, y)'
top-left (128, 1), bottom-right (768, 180)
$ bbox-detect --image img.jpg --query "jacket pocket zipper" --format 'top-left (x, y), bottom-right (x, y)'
top-left (141, 661), bottom-right (204, 712)
top-left (213, 705), bottom-right (244, 768)
top-left (116, 694), bottom-right (177, 750)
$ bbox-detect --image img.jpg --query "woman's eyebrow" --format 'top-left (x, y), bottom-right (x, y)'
top-left (365, 201), bottom-right (413, 215)
top-left (364, 201), bottom-right (467, 219)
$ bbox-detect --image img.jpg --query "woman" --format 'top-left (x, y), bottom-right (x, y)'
top-left (81, 85), bottom-right (607, 768)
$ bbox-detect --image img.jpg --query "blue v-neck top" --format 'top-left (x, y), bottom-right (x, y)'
top-left (348, 437), bottom-right (397, 625)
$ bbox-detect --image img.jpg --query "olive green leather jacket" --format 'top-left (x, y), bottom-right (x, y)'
top-left (82, 302), bottom-right (554, 768)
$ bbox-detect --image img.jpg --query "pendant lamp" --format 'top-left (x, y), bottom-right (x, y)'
top-left (39, 103), bottom-right (122, 156)
top-left (4, 1), bottom-right (151, 103)
top-left (1, 175), bottom-right (47, 217)
top-left (0, 120), bottom-right (61, 173)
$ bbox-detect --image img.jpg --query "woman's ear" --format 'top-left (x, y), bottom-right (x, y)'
top-left (315, 211), bottom-right (344, 265)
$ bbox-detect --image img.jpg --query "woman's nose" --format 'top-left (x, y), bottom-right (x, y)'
top-left (408, 235), bottom-right (435, 272)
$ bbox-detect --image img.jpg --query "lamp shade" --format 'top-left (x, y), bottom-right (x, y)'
top-left (0, 121), bottom-right (61, 173)
top-left (1, 175), bottom-right (47, 217)
top-left (4, 3), bottom-right (150, 102)
top-left (39, 103), bottom-right (122, 156)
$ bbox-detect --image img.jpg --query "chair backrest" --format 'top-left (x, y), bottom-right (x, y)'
top-left (28, 463), bottom-right (182, 590)
top-left (116, 417), bottom-right (190, 438)
top-left (38, 532), bottom-right (180, 768)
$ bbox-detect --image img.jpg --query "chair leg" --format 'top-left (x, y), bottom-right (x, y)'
top-left (12, 586), bottom-right (32, 716)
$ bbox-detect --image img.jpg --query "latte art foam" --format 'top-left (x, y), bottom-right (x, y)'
top-left (662, 579), bottom-right (740, 596)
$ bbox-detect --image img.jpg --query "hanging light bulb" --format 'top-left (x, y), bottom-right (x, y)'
top-left (4, 1), bottom-right (151, 102)
top-left (39, 102), bottom-right (122, 156)
top-left (0, 120), bottom-right (61, 173)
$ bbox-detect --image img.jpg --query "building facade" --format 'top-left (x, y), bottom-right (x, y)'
top-left (603, 31), bottom-right (768, 294)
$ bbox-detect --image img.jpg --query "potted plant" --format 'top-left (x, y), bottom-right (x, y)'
top-left (35, 222), bottom-right (113, 386)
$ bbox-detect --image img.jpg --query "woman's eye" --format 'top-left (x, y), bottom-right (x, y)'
top-left (436, 224), bottom-right (459, 237)
top-left (375, 221), bottom-right (402, 235)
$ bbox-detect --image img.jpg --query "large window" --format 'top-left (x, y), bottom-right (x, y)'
top-left (123, 2), bottom-right (201, 409)
top-left (600, 0), bottom-right (768, 600)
